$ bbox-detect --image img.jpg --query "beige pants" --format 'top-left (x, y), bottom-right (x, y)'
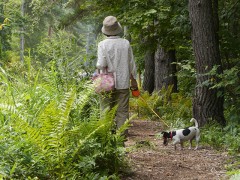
top-left (100, 89), bottom-right (129, 129)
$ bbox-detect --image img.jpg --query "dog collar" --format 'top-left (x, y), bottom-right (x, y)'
top-left (170, 131), bottom-right (173, 140)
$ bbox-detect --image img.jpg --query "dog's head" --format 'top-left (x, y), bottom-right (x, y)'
top-left (161, 131), bottom-right (170, 146)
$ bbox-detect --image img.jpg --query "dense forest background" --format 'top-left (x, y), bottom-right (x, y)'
top-left (0, 0), bottom-right (239, 179)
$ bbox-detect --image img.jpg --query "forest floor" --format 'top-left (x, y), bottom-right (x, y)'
top-left (120, 119), bottom-right (232, 180)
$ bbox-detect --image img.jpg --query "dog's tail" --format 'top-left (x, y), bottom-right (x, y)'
top-left (190, 118), bottom-right (199, 128)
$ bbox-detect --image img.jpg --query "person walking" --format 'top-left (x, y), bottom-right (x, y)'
top-left (96, 16), bottom-right (138, 133)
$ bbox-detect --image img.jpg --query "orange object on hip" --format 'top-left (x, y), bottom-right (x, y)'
top-left (130, 87), bottom-right (140, 97)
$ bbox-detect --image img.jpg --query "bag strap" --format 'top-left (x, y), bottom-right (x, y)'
top-left (98, 67), bottom-right (108, 74)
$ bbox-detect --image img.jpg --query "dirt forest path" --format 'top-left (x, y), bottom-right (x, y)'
top-left (121, 120), bottom-right (230, 180)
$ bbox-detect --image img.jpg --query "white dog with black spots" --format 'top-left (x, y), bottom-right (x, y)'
top-left (161, 118), bottom-right (200, 150)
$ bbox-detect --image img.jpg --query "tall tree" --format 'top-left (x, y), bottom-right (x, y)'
top-left (189, 0), bottom-right (226, 126)
top-left (154, 46), bottom-right (178, 92)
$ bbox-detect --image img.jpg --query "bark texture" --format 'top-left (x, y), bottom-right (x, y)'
top-left (142, 50), bottom-right (155, 94)
top-left (154, 46), bottom-right (178, 92)
top-left (189, 0), bottom-right (226, 126)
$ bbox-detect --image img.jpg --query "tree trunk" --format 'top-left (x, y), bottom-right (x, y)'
top-left (0, 4), bottom-right (3, 59)
top-left (48, 25), bottom-right (52, 37)
top-left (189, 0), bottom-right (226, 127)
top-left (20, 0), bottom-right (25, 62)
top-left (142, 50), bottom-right (155, 94)
top-left (154, 46), bottom-right (178, 92)
top-left (168, 49), bottom-right (178, 93)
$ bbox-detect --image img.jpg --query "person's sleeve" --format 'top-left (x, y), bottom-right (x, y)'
top-left (96, 43), bottom-right (107, 69)
top-left (129, 45), bottom-right (137, 79)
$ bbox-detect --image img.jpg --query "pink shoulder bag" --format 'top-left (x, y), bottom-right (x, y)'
top-left (92, 68), bottom-right (115, 94)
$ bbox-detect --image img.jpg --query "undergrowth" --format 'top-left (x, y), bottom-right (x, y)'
top-left (0, 61), bottom-right (127, 179)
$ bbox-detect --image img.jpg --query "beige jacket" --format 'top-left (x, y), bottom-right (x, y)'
top-left (96, 36), bottom-right (137, 89)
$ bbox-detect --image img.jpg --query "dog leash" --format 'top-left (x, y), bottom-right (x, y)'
top-left (136, 94), bottom-right (170, 128)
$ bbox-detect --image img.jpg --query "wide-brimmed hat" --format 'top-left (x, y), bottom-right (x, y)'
top-left (101, 16), bottom-right (122, 36)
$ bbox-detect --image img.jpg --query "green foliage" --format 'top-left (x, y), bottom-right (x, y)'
top-left (67, 0), bottom-right (190, 73)
top-left (1, 0), bottom-right (240, 178)
top-left (35, 30), bottom-right (96, 91)
top-left (0, 16), bottom-right (12, 59)
top-left (135, 140), bottom-right (153, 149)
top-left (36, 30), bottom-right (82, 63)
top-left (175, 59), bottom-right (196, 96)
top-left (130, 86), bottom-right (192, 129)
top-left (0, 60), bottom-right (126, 179)
top-left (200, 65), bottom-right (240, 126)
top-left (202, 123), bottom-right (240, 153)
top-left (200, 122), bottom-right (240, 176)
top-left (118, 0), bottom-right (190, 72)
top-left (219, 0), bottom-right (240, 62)
top-left (227, 156), bottom-right (240, 179)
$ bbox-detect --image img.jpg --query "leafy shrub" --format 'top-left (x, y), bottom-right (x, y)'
top-left (35, 30), bottom-right (96, 87)
top-left (0, 62), bottom-right (126, 179)
top-left (175, 59), bottom-right (196, 96)
top-left (200, 122), bottom-right (240, 177)
top-left (198, 121), bottom-right (240, 153)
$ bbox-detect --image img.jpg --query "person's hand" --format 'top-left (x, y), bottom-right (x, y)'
top-left (130, 74), bottom-right (138, 89)
top-left (130, 78), bottom-right (138, 89)
top-left (130, 78), bottom-right (140, 97)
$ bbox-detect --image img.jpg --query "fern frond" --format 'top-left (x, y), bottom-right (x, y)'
top-left (0, 104), bottom-right (25, 121)
top-left (75, 82), bottom-right (94, 110)
top-left (59, 89), bottom-right (76, 124)
top-left (0, 103), bottom-right (47, 152)
top-left (36, 90), bottom-right (76, 149)
top-left (72, 124), bottom-right (105, 160)
top-left (71, 106), bottom-right (116, 160)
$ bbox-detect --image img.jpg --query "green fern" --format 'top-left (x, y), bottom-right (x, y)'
top-left (1, 90), bottom-right (125, 179)
top-left (0, 61), bottom-right (126, 179)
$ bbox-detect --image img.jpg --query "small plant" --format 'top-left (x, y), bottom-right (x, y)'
top-left (135, 140), bottom-right (153, 149)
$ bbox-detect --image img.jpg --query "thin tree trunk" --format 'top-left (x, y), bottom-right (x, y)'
top-left (168, 49), bottom-right (178, 93)
top-left (48, 26), bottom-right (52, 37)
top-left (189, 0), bottom-right (226, 127)
top-left (0, 4), bottom-right (3, 59)
top-left (142, 50), bottom-right (155, 94)
top-left (20, 0), bottom-right (25, 62)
